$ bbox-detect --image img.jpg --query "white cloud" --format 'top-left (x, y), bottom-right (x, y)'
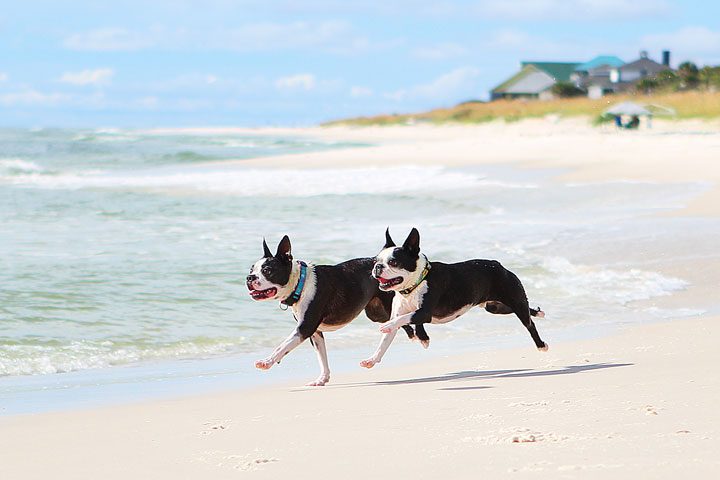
top-left (275, 73), bottom-right (316, 91)
top-left (59, 68), bottom-right (115, 86)
top-left (475, 0), bottom-right (671, 21)
top-left (63, 28), bottom-right (154, 51)
top-left (218, 0), bottom-right (669, 20)
top-left (412, 43), bottom-right (468, 60)
top-left (0, 89), bottom-right (70, 106)
top-left (641, 27), bottom-right (720, 63)
top-left (480, 29), bottom-right (608, 60)
top-left (0, 72), bottom-right (8, 82)
top-left (350, 86), bottom-right (373, 97)
top-left (157, 73), bottom-right (222, 89)
top-left (386, 67), bottom-right (481, 102)
top-left (62, 21), bottom-right (376, 54)
top-left (212, 21), bottom-right (373, 54)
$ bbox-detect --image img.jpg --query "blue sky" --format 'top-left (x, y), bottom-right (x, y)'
top-left (1, 0), bottom-right (719, 127)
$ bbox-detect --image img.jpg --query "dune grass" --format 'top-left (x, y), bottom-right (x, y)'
top-left (324, 90), bottom-right (720, 126)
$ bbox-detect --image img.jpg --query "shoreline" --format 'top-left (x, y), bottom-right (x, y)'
top-left (0, 309), bottom-right (655, 417)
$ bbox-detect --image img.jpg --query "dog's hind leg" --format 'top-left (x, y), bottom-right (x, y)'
top-left (486, 301), bottom-right (544, 318)
top-left (484, 301), bottom-right (514, 315)
top-left (414, 323), bottom-right (430, 349)
top-left (498, 273), bottom-right (548, 352)
top-left (307, 332), bottom-right (330, 386)
top-left (506, 298), bottom-right (548, 351)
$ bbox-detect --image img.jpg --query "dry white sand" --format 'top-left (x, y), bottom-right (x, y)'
top-left (3, 118), bottom-right (720, 479)
top-left (2, 318), bottom-right (718, 479)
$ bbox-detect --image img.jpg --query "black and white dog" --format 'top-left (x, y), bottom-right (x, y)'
top-left (360, 228), bottom-right (547, 368)
top-left (247, 236), bottom-right (416, 385)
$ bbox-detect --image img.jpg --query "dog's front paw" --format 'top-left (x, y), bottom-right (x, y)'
top-left (360, 358), bottom-right (379, 369)
top-left (538, 343), bottom-right (549, 352)
top-left (255, 359), bottom-right (274, 370)
top-left (306, 375), bottom-right (330, 387)
top-left (420, 339), bottom-right (430, 349)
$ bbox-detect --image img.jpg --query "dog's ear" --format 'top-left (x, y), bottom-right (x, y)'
top-left (262, 238), bottom-right (272, 258)
top-left (275, 235), bottom-right (293, 262)
top-left (384, 227), bottom-right (396, 248)
top-left (402, 228), bottom-right (420, 256)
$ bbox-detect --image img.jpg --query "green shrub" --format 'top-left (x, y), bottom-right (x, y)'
top-left (551, 81), bottom-right (585, 98)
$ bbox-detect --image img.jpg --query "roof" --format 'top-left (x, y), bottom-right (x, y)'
top-left (620, 57), bottom-right (669, 74)
top-left (575, 56), bottom-right (625, 71)
top-left (491, 64), bottom-right (556, 94)
top-left (520, 62), bottom-right (581, 81)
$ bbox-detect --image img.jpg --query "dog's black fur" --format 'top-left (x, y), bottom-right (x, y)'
top-left (374, 228), bottom-right (547, 350)
top-left (247, 236), bottom-right (415, 384)
top-left (250, 237), bottom-right (417, 339)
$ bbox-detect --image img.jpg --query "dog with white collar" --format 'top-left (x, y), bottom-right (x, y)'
top-left (247, 235), bottom-right (416, 386)
top-left (360, 228), bottom-right (547, 368)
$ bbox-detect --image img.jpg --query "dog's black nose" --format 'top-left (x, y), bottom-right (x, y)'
top-left (373, 264), bottom-right (384, 276)
top-left (246, 274), bottom-right (258, 283)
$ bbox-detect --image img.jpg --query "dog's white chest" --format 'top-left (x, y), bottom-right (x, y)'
top-left (393, 282), bottom-right (428, 316)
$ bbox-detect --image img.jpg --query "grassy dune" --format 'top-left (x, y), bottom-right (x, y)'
top-left (325, 90), bottom-right (720, 126)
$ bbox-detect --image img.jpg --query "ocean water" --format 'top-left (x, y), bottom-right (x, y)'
top-left (0, 128), bottom-right (715, 411)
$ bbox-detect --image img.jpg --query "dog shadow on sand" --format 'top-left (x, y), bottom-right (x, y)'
top-left (295, 363), bottom-right (633, 391)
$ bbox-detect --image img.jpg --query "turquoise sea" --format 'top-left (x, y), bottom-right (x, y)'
top-left (1, 127), bottom-right (716, 414)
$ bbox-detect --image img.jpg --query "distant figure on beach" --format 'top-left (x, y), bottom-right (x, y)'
top-left (624, 115), bottom-right (640, 129)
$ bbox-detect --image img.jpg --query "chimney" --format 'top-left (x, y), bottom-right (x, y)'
top-left (662, 50), bottom-right (671, 67)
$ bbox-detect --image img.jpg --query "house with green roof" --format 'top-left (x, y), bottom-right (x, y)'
top-left (571, 55), bottom-right (626, 99)
top-left (491, 51), bottom-right (673, 101)
top-left (574, 55), bottom-right (625, 72)
top-left (490, 62), bottom-right (581, 100)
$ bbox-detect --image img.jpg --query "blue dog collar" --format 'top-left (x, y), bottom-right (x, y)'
top-left (281, 261), bottom-right (308, 307)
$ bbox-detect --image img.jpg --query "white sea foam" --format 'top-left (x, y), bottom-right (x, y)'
top-left (3, 165), bottom-right (488, 196)
top-left (0, 158), bottom-right (46, 175)
top-left (0, 340), bottom-right (239, 377)
top-left (532, 257), bottom-right (688, 304)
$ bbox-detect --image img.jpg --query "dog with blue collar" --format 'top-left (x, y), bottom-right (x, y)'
top-left (247, 235), bottom-right (413, 386)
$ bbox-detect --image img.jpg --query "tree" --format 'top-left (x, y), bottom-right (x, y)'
top-left (635, 77), bottom-right (659, 94)
top-left (550, 81), bottom-right (585, 98)
top-left (698, 66), bottom-right (720, 91)
top-left (677, 61), bottom-right (700, 89)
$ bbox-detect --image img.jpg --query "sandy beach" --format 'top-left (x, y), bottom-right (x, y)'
top-left (3, 118), bottom-right (720, 479)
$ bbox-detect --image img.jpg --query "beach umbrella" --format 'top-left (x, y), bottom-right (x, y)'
top-left (604, 101), bottom-right (652, 116)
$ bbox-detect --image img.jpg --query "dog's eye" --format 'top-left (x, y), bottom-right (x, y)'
top-left (388, 259), bottom-right (398, 268)
top-left (262, 267), bottom-right (272, 275)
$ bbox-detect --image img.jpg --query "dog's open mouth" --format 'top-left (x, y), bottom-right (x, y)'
top-left (377, 276), bottom-right (403, 290)
top-left (249, 287), bottom-right (277, 300)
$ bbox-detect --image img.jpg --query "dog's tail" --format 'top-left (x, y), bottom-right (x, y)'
top-left (530, 306), bottom-right (545, 318)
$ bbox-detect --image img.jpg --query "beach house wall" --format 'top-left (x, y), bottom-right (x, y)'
top-left (490, 62), bottom-right (580, 100)
top-left (581, 51), bottom-right (671, 98)
top-left (572, 56), bottom-right (625, 99)
top-left (613, 51), bottom-right (670, 83)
